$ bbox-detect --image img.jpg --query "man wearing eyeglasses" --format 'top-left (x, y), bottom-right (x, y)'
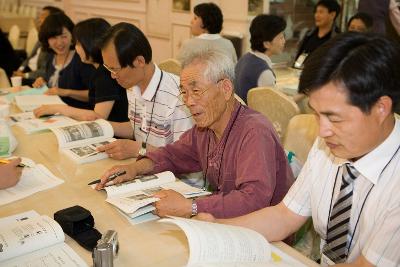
top-left (97, 23), bottom-right (193, 160)
top-left (97, 49), bottom-right (294, 219)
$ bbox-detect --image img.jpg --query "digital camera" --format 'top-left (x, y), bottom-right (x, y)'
top-left (92, 230), bottom-right (119, 267)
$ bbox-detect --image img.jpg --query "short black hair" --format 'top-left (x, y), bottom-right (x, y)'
top-left (299, 32), bottom-right (400, 113)
top-left (74, 18), bottom-right (110, 64)
top-left (39, 13), bottom-right (74, 53)
top-left (347, 12), bottom-right (373, 31)
top-left (250, 14), bottom-right (286, 53)
top-left (100, 22), bottom-right (152, 67)
top-left (315, 0), bottom-right (341, 20)
top-left (194, 2), bottom-right (223, 34)
top-left (42, 6), bottom-right (64, 15)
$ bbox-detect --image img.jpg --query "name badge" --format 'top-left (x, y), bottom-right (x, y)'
top-left (294, 53), bottom-right (308, 69)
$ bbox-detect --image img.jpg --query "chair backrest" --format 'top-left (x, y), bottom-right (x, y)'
top-left (283, 114), bottom-right (319, 164)
top-left (247, 87), bottom-right (300, 140)
top-left (8, 24), bottom-right (20, 49)
top-left (0, 68), bottom-right (11, 88)
top-left (158, 58), bottom-right (182, 76)
top-left (26, 27), bottom-right (38, 55)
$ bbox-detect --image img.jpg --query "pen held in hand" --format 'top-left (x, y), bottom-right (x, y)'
top-left (88, 170), bottom-right (127, 186)
top-left (0, 159), bottom-right (26, 168)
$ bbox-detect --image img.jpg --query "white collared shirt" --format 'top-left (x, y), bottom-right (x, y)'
top-left (284, 118), bottom-right (400, 266)
top-left (126, 65), bottom-right (193, 147)
top-left (196, 33), bottom-right (222, 40)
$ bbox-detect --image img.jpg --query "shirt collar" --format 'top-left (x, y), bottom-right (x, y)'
top-left (196, 33), bottom-right (222, 40)
top-left (351, 118), bottom-right (400, 184)
top-left (133, 64), bottom-right (162, 101)
top-left (250, 51), bottom-right (272, 67)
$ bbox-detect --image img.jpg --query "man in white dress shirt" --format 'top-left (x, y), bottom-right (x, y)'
top-left (197, 33), bottom-right (400, 266)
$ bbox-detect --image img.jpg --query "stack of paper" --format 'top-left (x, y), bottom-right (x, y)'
top-left (15, 95), bottom-right (65, 112)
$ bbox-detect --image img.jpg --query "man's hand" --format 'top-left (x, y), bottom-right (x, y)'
top-left (12, 70), bottom-right (24, 77)
top-left (0, 158), bottom-right (23, 189)
top-left (194, 212), bottom-right (216, 223)
top-left (153, 190), bottom-right (192, 218)
top-left (45, 87), bottom-right (69, 97)
top-left (32, 77), bottom-right (46, 88)
top-left (96, 139), bottom-right (140, 160)
top-left (95, 164), bottom-right (137, 190)
top-left (33, 104), bottom-right (65, 117)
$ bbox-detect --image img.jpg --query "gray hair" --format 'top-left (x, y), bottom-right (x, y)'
top-left (180, 49), bottom-right (235, 83)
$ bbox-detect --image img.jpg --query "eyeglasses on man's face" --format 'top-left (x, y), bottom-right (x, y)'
top-left (179, 79), bottom-right (224, 101)
top-left (103, 63), bottom-right (122, 76)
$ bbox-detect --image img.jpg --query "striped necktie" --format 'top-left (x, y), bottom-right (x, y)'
top-left (323, 163), bottom-right (360, 263)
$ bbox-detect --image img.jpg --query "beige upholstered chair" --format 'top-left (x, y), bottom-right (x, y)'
top-left (25, 27), bottom-right (38, 55)
top-left (283, 114), bottom-right (319, 164)
top-left (0, 68), bottom-right (11, 88)
top-left (158, 58), bottom-right (182, 76)
top-left (8, 24), bottom-right (20, 49)
top-left (247, 87), bottom-right (300, 140)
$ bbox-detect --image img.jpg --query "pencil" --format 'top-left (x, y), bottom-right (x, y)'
top-left (0, 159), bottom-right (26, 167)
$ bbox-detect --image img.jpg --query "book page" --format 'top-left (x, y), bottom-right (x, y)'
top-left (15, 95), bottom-right (65, 112)
top-left (0, 210), bottom-right (40, 227)
top-left (51, 119), bottom-right (114, 148)
top-left (0, 243), bottom-right (88, 267)
top-left (0, 163), bottom-right (64, 206)
top-left (62, 138), bottom-right (116, 164)
top-left (9, 111), bottom-right (35, 123)
top-left (160, 217), bottom-right (271, 266)
top-left (16, 115), bottom-right (76, 134)
top-left (104, 171), bottom-right (175, 197)
top-left (0, 215), bottom-right (65, 261)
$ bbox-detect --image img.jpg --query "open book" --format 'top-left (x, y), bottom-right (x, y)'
top-left (0, 157), bottom-right (64, 206)
top-left (14, 94), bottom-right (65, 112)
top-left (104, 171), bottom-right (210, 221)
top-left (11, 111), bottom-right (77, 134)
top-left (161, 217), bottom-right (307, 267)
top-left (0, 211), bottom-right (87, 266)
top-left (50, 119), bottom-right (115, 164)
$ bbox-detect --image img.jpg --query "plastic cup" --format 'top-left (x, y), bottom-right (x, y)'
top-left (10, 76), bottom-right (22, 87)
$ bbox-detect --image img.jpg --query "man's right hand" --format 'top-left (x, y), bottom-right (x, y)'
top-left (95, 164), bottom-right (137, 190)
top-left (32, 77), bottom-right (46, 88)
top-left (0, 158), bottom-right (23, 189)
top-left (96, 139), bottom-right (140, 160)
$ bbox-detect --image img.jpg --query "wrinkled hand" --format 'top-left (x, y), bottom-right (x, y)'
top-left (33, 104), bottom-right (64, 117)
top-left (45, 87), bottom-right (69, 97)
top-left (32, 77), bottom-right (46, 88)
top-left (153, 189), bottom-right (192, 218)
top-left (95, 164), bottom-right (137, 190)
top-left (96, 139), bottom-right (139, 160)
top-left (194, 212), bottom-right (216, 223)
top-left (0, 158), bottom-right (23, 189)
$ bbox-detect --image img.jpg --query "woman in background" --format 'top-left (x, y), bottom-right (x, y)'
top-left (347, 12), bottom-right (373, 32)
top-left (34, 18), bottom-right (128, 122)
top-left (32, 13), bottom-right (95, 109)
top-left (177, 2), bottom-right (237, 64)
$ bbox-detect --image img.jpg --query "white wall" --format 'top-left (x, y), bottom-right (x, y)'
top-left (20, 0), bottom-right (255, 63)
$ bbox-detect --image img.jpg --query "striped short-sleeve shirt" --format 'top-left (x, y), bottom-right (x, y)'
top-left (284, 118), bottom-right (400, 266)
top-left (126, 65), bottom-right (193, 147)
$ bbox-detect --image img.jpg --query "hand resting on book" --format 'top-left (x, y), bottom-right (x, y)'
top-left (153, 189), bottom-right (192, 218)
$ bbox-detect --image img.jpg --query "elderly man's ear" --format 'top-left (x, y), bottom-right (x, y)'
top-left (220, 79), bottom-right (234, 100)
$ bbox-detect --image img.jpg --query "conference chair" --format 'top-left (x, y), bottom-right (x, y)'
top-left (0, 68), bottom-right (11, 88)
top-left (8, 24), bottom-right (20, 49)
top-left (283, 114), bottom-right (318, 164)
top-left (158, 58), bottom-right (181, 76)
top-left (247, 87), bottom-right (300, 140)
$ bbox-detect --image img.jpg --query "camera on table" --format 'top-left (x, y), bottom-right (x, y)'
top-left (92, 230), bottom-right (119, 267)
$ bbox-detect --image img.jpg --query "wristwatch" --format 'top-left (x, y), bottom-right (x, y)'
top-left (138, 142), bottom-right (147, 157)
top-left (191, 199), bottom-right (198, 217)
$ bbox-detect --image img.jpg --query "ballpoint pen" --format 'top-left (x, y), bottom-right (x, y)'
top-left (88, 170), bottom-right (127, 185)
top-left (0, 159), bottom-right (26, 167)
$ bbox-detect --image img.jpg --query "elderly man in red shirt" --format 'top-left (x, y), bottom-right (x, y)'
top-left (96, 50), bottom-right (294, 219)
